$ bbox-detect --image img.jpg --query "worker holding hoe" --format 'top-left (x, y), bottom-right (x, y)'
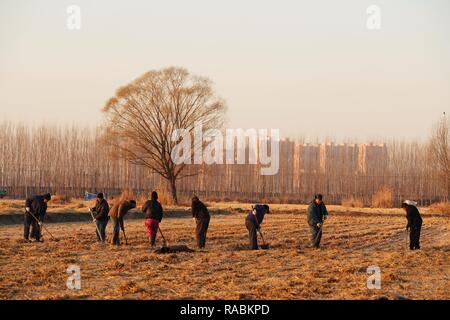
top-left (91, 193), bottom-right (110, 242)
top-left (191, 196), bottom-right (210, 249)
top-left (402, 200), bottom-right (423, 250)
top-left (307, 194), bottom-right (328, 249)
top-left (109, 199), bottom-right (136, 246)
top-left (245, 204), bottom-right (270, 250)
top-left (142, 191), bottom-right (164, 247)
top-left (24, 193), bottom-right (51, 243)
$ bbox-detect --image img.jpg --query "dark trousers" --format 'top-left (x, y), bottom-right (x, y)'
top-left (195, 216), bottom-right (210, 248)
top-left (245, 218), bottom-right (258, 250)
top-left (310, 225), bottom-right (322, 248)
top-left (24, 212), bottom-right (41, 240)
top-left (96, 218), bottom-right (108, 242)
top-left (409, 221), bottom-right (422, 250)
top-left (111, 217), bottom-right (121, 245)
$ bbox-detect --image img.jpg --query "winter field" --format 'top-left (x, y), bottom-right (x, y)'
top-left (0, 200), bottom-right (449, 300)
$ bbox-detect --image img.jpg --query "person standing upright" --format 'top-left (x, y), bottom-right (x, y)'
top-left (307, 194), bottom-right (328, 248)
top-left (91, 193), bottom-right (110, 242)
top-left (142, 191), bottom-right (164, 247)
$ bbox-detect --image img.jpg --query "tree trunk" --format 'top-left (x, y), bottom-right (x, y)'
top-left (169, 176), bottom-right (178, 205)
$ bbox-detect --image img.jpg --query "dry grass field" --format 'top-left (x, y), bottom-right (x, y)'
top-left (0, 201), bottom-right (449, 300)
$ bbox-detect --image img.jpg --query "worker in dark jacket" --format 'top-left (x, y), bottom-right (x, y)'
top-left (24, 193), bottom-right (51, 242)
top-left (109, 199), bottom-right (136, 246)
top-left (142, 191), bottom-right (164, 247)
top-left (402, 200), bottom-right (423, 250)
top-left (91, 193), bottom-right (110, 242)
top-left (192, 196), bottom-right (211, 249)
top-left (307, 194), bottom-right (328, 248)
top-left (245, 204), bottom-right (270, 250)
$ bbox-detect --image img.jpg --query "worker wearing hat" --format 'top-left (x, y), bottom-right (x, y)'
top-left (402, 200), bottom-right (422, 250)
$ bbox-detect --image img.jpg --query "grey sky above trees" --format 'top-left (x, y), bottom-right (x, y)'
top-left (0, 0), bottom-right (449, 141)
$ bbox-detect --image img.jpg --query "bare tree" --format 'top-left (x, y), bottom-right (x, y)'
top-left (102, 67), bottom-right (227, 204)
top-left (429, 114), bottom-right (450, 199)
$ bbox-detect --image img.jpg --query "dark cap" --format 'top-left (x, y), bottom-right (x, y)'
top-left (43, 193), bottom-right (51, 201)
top-left (97, 193), bottom-right (104, 199)
top-left (314, 194), bottom-right (323, 201)
top-left (151, 191), bottom-right (158, 200)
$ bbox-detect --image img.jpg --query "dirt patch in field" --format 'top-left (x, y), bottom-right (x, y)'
top-left (0, 210), bottom-right (448, 300)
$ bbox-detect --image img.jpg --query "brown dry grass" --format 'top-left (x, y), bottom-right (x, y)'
top-left (371, 186), bottom-right (394, 208)
top-left (429, 201), bottom-right (450, 215)
top-left (50, 193), bottom-right (72, 205)
top-left (341, 196), bottom-right (364, 208)
top-left (0, 203), bottom-right (449, 300)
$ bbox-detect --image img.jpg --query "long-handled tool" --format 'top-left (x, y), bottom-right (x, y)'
top-left (257, 228), bottom-right (270, 250)
top-left (89, 208), bottom-right (103, 242)
top-left (158, 226), bottom-right (168, 247)
top-left (405, 228), bottom-right (409, 250)
top-left (122, 228), bottom-right (128, 245)
top-left (252, 206), bottom-right (269, 250)
top-left (25, 209), bottom-right (58, 241)
top-left (313, 219), bottom-right (326, 247)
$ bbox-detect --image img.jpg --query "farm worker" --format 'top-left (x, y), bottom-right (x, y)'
top-left (109, 199), bottom-right (136, 246)
top-left (307, 194), bottom-right (328, 248)
top-left (191, 196), bottom-right (211, 249)
top-left (24, 193), bottom-right (51, 243)
top-left (91, 193), bottom-right (110, 242)
top-left (402, 200), bottom-right (423, 250)
top-left (245, 204), bottom-right (270, 250)
top-left (142, 191), bottom-right (164, 247)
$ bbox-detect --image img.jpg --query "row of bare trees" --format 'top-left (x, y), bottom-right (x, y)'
top-left (0, 121), bottom-right (447, 205)
top-left (0, 67), bottom-right (447, 205)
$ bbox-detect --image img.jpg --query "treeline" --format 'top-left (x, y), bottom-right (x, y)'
top-left (0, 122), bottom-right (446, 205)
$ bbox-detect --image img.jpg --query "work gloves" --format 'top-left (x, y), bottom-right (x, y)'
top-left (25, 207), bottom-right (31, 212)
top-left (317, 222), bottom-right (323, 228)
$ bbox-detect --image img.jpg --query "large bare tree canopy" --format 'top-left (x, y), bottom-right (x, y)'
top-left (102, 67), bottom-right (227, 203)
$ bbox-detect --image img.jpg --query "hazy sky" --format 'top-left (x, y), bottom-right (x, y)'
top-left (0, 0), bottom-right (449, 141)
